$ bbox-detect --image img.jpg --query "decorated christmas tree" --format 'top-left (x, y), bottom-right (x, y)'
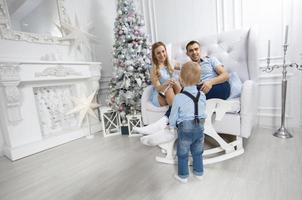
top-left (108, 0), bottom-right (151, 124)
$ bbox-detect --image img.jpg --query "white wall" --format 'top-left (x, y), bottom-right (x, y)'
top-left (0, 128), bottom-right (3, 156)
top-left (242, 0), bottom-right (302, 128)
top-left (90, 0), bottom-right (116, 105)
top-left (142, 0), bottom-right (302, 129)
top-left (153, 0), bottom-right (218, 43)
top-left (142, 0), bottom-right (246, 43)
top-left (291, 0), bottom-right (302, 128)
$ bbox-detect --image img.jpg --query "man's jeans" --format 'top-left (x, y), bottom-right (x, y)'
top-left (177, 120), bottom-right (205, 178)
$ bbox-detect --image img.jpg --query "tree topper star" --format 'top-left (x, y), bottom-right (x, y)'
top-left (66, 90), bottom-right (100, 127)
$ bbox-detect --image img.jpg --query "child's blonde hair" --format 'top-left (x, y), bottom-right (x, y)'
top-left (180, 61), bottom-right (200, 86)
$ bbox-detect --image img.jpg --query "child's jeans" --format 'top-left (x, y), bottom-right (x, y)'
top-left (176, 119), bottom-right (205, 178)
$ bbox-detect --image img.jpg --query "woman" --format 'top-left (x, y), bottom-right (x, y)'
top-left (150, 41), bottom-right (181, 107)
top-left (134, 42), bottom-right (181, 144)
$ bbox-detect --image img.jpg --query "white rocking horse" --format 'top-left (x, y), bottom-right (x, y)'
top-left (155, 98), bottom-right (244, 165)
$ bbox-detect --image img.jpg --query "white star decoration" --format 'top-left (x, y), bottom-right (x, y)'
top-left (66, 90), bottom-right (100, 127)
top-left (58, 16), bottom-right (97, 54)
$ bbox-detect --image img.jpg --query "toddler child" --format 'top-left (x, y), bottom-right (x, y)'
top-left (169, 61), bottom-right (207, 183)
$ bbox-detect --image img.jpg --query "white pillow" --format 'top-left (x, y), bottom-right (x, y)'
top-left (228, 72), bottom-right (242, 99)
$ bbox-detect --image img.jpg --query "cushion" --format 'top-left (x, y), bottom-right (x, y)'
top-left (228, 72), bottom-right (242, 99)
top-left (225, 98), bottom-right (240, 113)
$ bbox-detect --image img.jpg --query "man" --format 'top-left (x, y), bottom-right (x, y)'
top-left (186, 40), bottom-right (230, 99)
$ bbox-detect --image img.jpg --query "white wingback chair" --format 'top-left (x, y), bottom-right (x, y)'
top-left (141, 28), bottom-right (258, 139)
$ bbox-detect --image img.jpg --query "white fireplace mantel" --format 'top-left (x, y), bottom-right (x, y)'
top-left (0, 61), bottom-right (102, 160)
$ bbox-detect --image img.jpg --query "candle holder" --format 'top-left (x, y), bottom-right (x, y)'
top-left (262, 44), bottom-right (302, 138)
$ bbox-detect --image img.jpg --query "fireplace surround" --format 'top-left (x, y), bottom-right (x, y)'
top-left (0, 61), bottom-right (102, 160)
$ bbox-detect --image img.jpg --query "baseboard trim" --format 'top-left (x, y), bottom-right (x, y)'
top-left (3, 124), bottom-right (102, 161)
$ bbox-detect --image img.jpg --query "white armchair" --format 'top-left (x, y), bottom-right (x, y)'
top-left (141, 28), bottom-right (258, 139)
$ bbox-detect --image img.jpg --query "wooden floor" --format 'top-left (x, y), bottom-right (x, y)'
top-left (0, 127), bottom-right (301, 200)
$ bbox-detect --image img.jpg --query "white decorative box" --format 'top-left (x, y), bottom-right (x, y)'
top-left (99, 106), bottom-right (121, 137)
top-left (126, 114), bottom-right (142, 137)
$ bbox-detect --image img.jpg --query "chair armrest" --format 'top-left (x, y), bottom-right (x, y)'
top-left (141, 85), bottom-right (153, 121)
top-left (141, 85), bottom-right (168, 125)
top-left (240, 80), bottom-right (258, 138)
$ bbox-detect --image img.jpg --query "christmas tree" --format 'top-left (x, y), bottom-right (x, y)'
top-left (108, 0), bottom-right (151, 124)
